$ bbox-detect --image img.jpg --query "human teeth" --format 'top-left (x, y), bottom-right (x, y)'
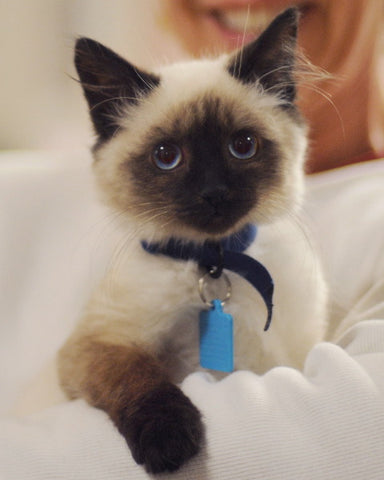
top-left (216, 9), bottom-right (279, 34)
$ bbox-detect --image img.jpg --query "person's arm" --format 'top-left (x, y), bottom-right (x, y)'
top-left (2, 317), bottom-right (384, 480)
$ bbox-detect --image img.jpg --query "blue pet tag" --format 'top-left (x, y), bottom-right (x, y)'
top-left (199, 299), bottom-right (234, 373)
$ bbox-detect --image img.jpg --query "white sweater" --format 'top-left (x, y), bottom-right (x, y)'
top-left (0, 151), bottom-right (383, 479)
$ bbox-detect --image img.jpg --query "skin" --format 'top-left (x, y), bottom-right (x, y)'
top-left (160, 0), bottom-right (384, 173)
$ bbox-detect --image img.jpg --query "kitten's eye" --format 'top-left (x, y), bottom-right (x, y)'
top-left (152, 143), bottom-right (182, 170)
top-left (228, 132), bottom-right (258, 160)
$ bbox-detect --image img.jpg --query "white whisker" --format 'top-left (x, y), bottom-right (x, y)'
top-left (236, 4), bottom-right (251, 78)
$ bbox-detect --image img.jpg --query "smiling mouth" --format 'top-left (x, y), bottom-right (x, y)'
top-left (211, 8), bottom-right (280, 36)
top-left (205, 4), bottom-right (310, 38)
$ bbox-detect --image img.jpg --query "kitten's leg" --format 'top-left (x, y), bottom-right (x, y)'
top-left (57, 334), bottom-right (204, 473)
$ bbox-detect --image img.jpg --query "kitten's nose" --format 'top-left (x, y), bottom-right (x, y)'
top-left (200, 184), bottom-right (229, 208)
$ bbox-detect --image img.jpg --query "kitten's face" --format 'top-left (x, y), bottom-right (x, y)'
top-left (76, 8), bottom-right (307, 242)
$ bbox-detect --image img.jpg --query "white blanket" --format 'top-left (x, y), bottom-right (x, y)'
top-left (1, 151), bottom-right (384, 479)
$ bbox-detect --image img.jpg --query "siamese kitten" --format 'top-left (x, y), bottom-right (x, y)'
top-left (58, 8), bottom-right (327, 474)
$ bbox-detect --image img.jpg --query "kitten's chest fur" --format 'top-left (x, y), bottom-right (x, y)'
top-left (91, 217), bottom-right (327, 381)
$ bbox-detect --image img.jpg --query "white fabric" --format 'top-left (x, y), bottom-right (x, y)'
top-left (1, 151), bottom-right (384, 479)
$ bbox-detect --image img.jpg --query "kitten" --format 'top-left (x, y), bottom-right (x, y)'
top-left (58, 8), bottom-right (327, 474)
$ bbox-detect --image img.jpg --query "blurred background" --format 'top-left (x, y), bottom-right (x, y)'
top-left (0, 0), bottom-right (186, 152)
top-left (1, 2), bottom-right (383, 153)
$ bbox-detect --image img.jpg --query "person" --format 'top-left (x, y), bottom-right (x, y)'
top-left (161, 0), bottom-right (384, 172)
top-left (1, 2), bottom-right (384, 479)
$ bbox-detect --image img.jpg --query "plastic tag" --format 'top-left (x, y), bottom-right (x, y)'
top-left (199, 299), bottom-right (234, 372)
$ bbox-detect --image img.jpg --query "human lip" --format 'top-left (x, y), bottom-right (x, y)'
top-left (195, 2), bottom-right (311, 43)
top-left (212, 8), bottom-right (281, 37)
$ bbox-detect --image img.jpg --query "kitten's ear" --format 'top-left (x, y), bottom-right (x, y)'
top-left (74, 37), bottom-right (160, 141)
top-left (228, 7), bottom-right (299, 105)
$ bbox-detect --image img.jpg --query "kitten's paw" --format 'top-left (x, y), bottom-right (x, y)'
top-left (118, 383), bottom-right (204, 473)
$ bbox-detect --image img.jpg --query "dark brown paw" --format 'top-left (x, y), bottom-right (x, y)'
top-left (117, 383), bottom-right (204, 473)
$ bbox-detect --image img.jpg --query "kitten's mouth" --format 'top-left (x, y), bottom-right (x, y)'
top-left (178, 204), bottom-right (250, 236)
top-left (199, 214), bottom-right (232, 234)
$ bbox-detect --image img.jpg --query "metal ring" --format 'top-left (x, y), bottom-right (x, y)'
top-left (198, 271), bottom-right (232, 307)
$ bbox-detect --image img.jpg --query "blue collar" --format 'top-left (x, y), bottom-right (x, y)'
top-left (141, 224), bottom-right (274, 331)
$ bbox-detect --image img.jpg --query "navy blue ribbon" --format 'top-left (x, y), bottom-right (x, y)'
top-left (141, 224), bottom-right (274, 331)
